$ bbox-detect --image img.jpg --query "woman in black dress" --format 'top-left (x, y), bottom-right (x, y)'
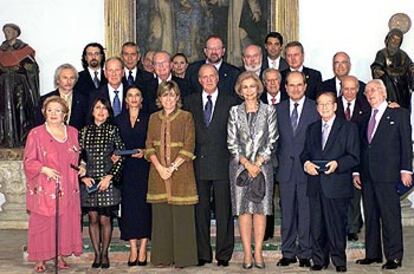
top-left (114, 85), bottom-right (151, 266)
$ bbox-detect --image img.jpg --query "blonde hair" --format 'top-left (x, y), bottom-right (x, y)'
top-left (234, 71), bottom-right (264, 98)
top-left (41, 96), bottom-right (69, 122)
top-left (156, 80), bottom-right (182, 109)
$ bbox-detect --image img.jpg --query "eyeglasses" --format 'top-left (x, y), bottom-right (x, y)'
top-left (86, 52), bottom-right (101, 57)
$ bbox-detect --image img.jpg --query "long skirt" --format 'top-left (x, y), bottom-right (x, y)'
top-left (27, 211), bottom-right (82, 261)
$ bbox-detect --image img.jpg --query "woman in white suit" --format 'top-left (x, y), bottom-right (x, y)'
top-left (227, 71), bottom-right (278, 269)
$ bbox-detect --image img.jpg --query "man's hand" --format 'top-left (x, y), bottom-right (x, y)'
top-left (352, 175), bottom-right (362, 190)
top-left (325, 161), bottom-right (338, 174)
top-left (304, 161), bottom-right (319, 176)
top-left (401, 172), bottom-right (413, 187)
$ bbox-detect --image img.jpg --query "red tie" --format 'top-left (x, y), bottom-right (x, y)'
top-left (345, 102), bottom-right (351, 121)
top-left (271, 98), bottom-right (276, 105)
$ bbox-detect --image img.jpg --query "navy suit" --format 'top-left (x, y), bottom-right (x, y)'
top-left (280, 67), bottom-right (322, 100)
top-left (75, 69), bottom-right (107, 101)
top-left (336, 95), bottom-right (370, 234)
top-left (35, 89), bottom-right (88, 130)
top-left (321, 77), bottom-right (366, 97)
top-left (183, 90), bottom-right (238, 263)
top-left (275, 98), bottom-right (319, 259)
top-left (122, 68), bottom-right (154, 88)
top-left (261, 55), bottom-right (289, 72)
top-left (260, 90), bottom-right (288, 104)
top-left (186, 60), bottom-right (240, 96)
top-left (301, 117), bottom-right (360, 267)
top-left (359, 107), bottom-right (412, 262)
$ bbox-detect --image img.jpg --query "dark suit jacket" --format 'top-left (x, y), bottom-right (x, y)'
top-left (275, 97), bottom-right (320, 183)
top-left (321, 77), bottom-right (366, 96)
top-left (261, 55), bottom-right (289, 72)
top-left (186, 60), bottom-right (240, 95)
top-left (75, 69), bottom-right (107, 101)
top-left (92, 84), bottom-right (127, 116)
top-left (35, 89), bottom-right (88, 130)
top-left (260, 90), bottom-right (288, 104)
top-left (359, 107), bottom-right (412, 183)
top-left (183, 90), bottom-right (238, 180)
top-left (280, 67), bottom-right (322, 100)
top-left (336, 95), bottom-right (370, 128)
top-left (122, 68), bottom-right (154, 88)
top-left (301, 117), bottom-right (360, 199)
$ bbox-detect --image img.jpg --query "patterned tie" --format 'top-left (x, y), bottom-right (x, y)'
top-left (322, 123), bottom-right (330, 150)
top-left (345, 102), bottom-right (351, 121)
top-left (93, 71), bottom-right (100, 89)
top-left (291, 103), bottom-right (299, 133)
top-left (113, 90), bottom-right (121, 116)
top-left (367, 109), bottom-right (379, 143)
top-left (204, 95), bottom-right (213, 127)
top-left (127, 70), bottom-right (134, 86)
top-left (271, 97), bottom-right (276, 105)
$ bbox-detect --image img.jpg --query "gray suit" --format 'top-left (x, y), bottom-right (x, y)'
top-left (275, 97), bottom-right (319, 259)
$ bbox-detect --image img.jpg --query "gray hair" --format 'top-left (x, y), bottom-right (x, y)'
top-left (54, 63), bottom-right (78, 88)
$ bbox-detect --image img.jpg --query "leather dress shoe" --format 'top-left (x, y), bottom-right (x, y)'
top-left (347, 233), bottom-right (358, 241)
top-left (336, 266), bottom-right (347, 272)
top-left (277, 257), bottom-right (297, 266)
top-left (310, 264), bottom-right (328, 271)
top-left (382, 259), bottom-right (402, 269)
top-left (299, 258), bottom-right (311, 267)
top-left (217, 260), bottom-right (229, 267)
top-left (355, 258), bottom-right (382, 264)
top-left (197, 259), bottom-right (211, 266)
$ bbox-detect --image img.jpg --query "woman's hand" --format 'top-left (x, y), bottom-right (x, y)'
top-left (81, 177), bottom-right (95, 188)
top-left (245, 162), bottom-right (261, 178)
top-left (111, 154), bottom-right (121, 163)
top-left (78, 164), bottom-right (87, 177)
top-left (98, 175), bottom-right (113, 192)
top-left (40, 166), bottom-right (61, 181)
top-left (156, 165), bottom-right (173, 180)
top-left (131, 149), bottom-right (144, 158)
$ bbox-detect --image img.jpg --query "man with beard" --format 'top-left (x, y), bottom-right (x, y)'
top-left (261, 32), bottom-right (288, 72)
top-left (121, 42), bottom-right (153, 87)
top-left (371, 29), bottom-right (414, 109)
top-left (240, 44), bottom-right (264, 78)
top-left (74, 42), bottom-right (107, 102)
top-left (186, 35), bottom-right (239, 96)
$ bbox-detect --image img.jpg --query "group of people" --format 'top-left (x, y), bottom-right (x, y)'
top-left (22, 28), bottom-right (413, 273)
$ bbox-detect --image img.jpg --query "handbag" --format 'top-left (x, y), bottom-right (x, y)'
top-left (236, 169), bottom-right (266, 203)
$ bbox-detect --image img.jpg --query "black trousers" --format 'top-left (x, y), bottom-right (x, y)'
top-left (362, 177), bottom-right (403, 261)
top-left (195, 179), bottom-right (234, 262)
top-left (309, 191), bottom-right (349, 267)
top-left (347, 187), bottom-right (363, 234)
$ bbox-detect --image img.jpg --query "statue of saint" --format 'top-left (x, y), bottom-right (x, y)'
top-left (371, 28), bottom-right (414, 109)
top-left (0, 23), bottom-right (40, 147)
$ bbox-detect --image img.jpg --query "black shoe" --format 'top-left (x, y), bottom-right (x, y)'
top-left (127, 257), bottom-right (138, 267)
top-left (310, 264), bottom-right (328, 271)
top-left (355, 258), bottom-right (382, 264)
top-left (277, 257), bottom-right (297, 266)
top-left (347, 233), bottom-right (358, 241)
top-left (382, 259), bottom-right (402, 269)
top-left (217, 260), bottom-right (229, 267)
top-left (91, 254), bottom-right (101, 268)
top-left (299, 258), bottom-right (311, 267)
top-left (336, 266), bottom-right (347, 272)
top-left (137, 259), bottom-right (147, 266)
top-left (197, 259), bottom-right (211, 266)
top-left (101, 255), bottom-right (110, 269)
top-left (254, 261), bottom-right (265, 269)
top-left (242, 262), bottom-right (253, 269)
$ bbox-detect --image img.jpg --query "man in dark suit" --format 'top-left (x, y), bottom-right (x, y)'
top-left (275, 71), bottom-right (319, 268)
top-left (140, 51), bottom-right (192, 114)
top-left (185, 35), bottom-right (240, 96)
top-left (120, 41), bottom-right (153, 87)
top-left (301, 91), bottom-right (360, 272)
top-left (336, 76), bottom-right (370, 242)
top-left (260, 68), bottom-right (288, 105)
top-left (93, 57), bottom-right (126, 117)
top-left (74, 42), bottom-right (107, 102)
top-left (280, 41), bottom-right (322, 100)
top-left (261, 32), bottom-right (288, 72)
top-left (354, 79), bottom-right (412, 270)
top-left (240, 44), bottom-right (264, 78)
top-left (184, 64), bottom-right (237, 267)
top-left (36, 63), bottom-right (87, 130)
top-left (321, 52), bottom-right (366, 97)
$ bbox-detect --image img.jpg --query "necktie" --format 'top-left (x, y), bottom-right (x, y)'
top-left (93, 71), bottom-right (100, 89)
top-left (271, 97), bottom-right (276, 105)
top-left (367, 109), bottom-right (379, 143)
top-left (113, 90), bottom-right (121, 116)
top-left (204, 95), bottom-right (213, 127)
top-left (291, 103), bottom-right (299, 133)
top-left (127, 70), bottom-right (134, 86)
top-left (322, 123), bottom-right (330, 149)
top-left (345, 102), bottom-right (351, 121)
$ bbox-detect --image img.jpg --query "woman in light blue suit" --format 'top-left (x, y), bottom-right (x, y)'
top-left (227, 71), bottom-right (278, 269)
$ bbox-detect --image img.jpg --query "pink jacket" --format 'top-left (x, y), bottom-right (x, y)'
top-left (24, 125), bottom-right (81, 216)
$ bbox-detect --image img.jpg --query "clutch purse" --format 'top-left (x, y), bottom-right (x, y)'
top-left (86, 183), bottom-right (99, 194)
top-left (114, 149), bottom-right (140, 156)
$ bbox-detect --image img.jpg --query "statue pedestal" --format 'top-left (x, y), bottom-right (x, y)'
top-left (0, 149), bottom-right (27, 229)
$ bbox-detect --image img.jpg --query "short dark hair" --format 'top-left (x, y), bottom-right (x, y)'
top-left (81, 42), bottom-right (106, 70)
top-left (264, 32), bottom-right (284, 45)
top-left (89, 97), bottom-right (113, 124)
top-left (205, 35), bottom-right (224, 47)
top-left (121, 41), bottom-right (140, 55)
top-left (172, 52), bottom-right (188, 63)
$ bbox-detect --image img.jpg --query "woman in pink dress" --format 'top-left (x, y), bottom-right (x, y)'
top-left (24, 96), bottom-right (83, 272)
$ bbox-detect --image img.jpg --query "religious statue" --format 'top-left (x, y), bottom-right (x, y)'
top-left (371, 28), bottom-right (414, 109)
top-left (0, 23), bottom-right (40, 147)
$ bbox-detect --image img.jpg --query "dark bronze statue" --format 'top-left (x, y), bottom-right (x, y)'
top-left (0, 23), bottom-right (40, 147)
top-left (371, 28), bottom-right (414, 109)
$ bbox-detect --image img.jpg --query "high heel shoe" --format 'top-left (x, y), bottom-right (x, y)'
top-left (242, 262), bottom-right (253, 269)
top-left (254, 261), bottom-right (265, 269)
top-left (138, 259), bottom-right (147, 266)
top-left (101, 255), bottom-right (110, 269)
top-left (91, 254), bottom-right (101, 268)
top-left (128, 258), bottom-right (138, 266)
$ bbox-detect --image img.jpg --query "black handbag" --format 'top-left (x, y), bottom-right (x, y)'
top-left (236, 169), bottom-right (266, 203)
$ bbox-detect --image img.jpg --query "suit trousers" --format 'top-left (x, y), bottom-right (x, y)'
top-left (347, 187), bottom-right (363, 234)
top-left (309, 191), bottom-right (349, 267)
top-left (279, 171), bottom-right (311, 259)
top-left (195, 179), bottom-right (234, 262)
top-left (151, 203), bottom-right (198, 267)
top-left (362, 177), bottom-right (403, 261)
